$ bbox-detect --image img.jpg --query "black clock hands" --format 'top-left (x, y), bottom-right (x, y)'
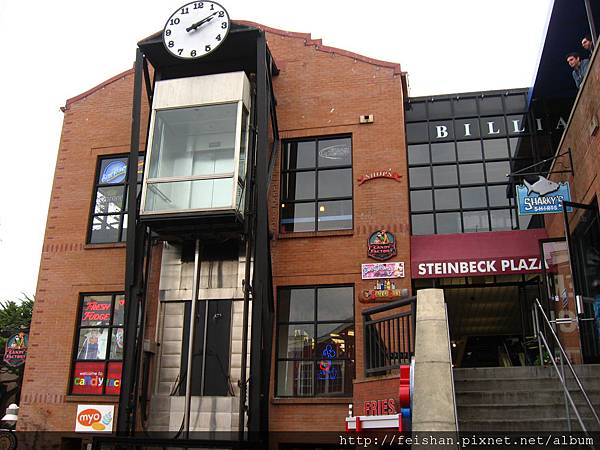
top-left (186, 11), bottom-right (219, 32)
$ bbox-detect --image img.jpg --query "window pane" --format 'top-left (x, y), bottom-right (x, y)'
top-left (453, 97), bottom-right (478, 117)
top-left (99, 158), bottom-right (128, 185)
top-left (113, 295), bottom-right (125, 326)
top-left (315, 359), bottom-right (353, 396)
top-left (480, 116), bottom-right (506, 137)
top-left (478, 96), bottom-right (503, 115)
top-left (504, 94), bottom-right (527, 113)
top-left (431, 142), bottom-right (456, 163)
top-left (318, 137), bottom-right (352, 167)
top-left (457, 141), bottom-right (482, 161)
top-left (317, 200), bottom-right (352, 231)
top-left (105, 362), bottom-right (123, 395)
top-left (435, 188), bottom-right (459, 210)
top-left (429, 121), bottom-right (454, 141)
top-left (284, 141), bottom-right (316, 170)
top-left (317, 287), bottom-right (353, 322)
top-left (409, 167), bottom-right (431, 188)
top-left (491, 209), bottom-right (515, 231)
top-left (278, 288), bottom-right (315, 322)
top-left (81, 296), bottom-right (112, 326)
top-left (486, 161), bottom-right (510, 183)
top-left (281, 203), bottom-right (315, 232)
top-left (95, 186), bottom-right (125, 214)
top-left (436, 212), bottom-right (461, 234)
top-left (488, 185), bottom-right (511, 207)
top-left (72, 362), bottom-right (105, 395)
top-left (408, 144), bottom-right (430, 165)
top-left (278, 324), bottom-right (314, 359)
top-left (483, 138), bottom-right (509, 160)
top-left (463, 210), bottom-right (490, 233)
top-left (277, 361), bottom-right (313, 396)
top-left (412, 214), bottom-right (434, 235)
top-left (411, 190), bottom-right (433, 211)
top-left (461, 187), bottom-right (487, 208)
top-left (459, 163), bottom-right (484, 184)
top-left (145, 178), bottom-right (234, 212)
top-left (137, 156), bottom-right (145, 182)
top-left (428, 100), bottom-right (451, 119)
top-left (406, 122), bottom-right (429, 143)
top-left (507, 114), bottom-right (528, 135)
top-left (90, 215), bottom-right (121, 244)
top-left (281, 172), bottom-right (315, 201)
top-left (110, 328), bottom-right (124, 360)
top-left (148, 104), bottom-right (237, 178)
top-left (318, 169), bottom-right (352, 199)
top-left (317, 323), bottom-right (354, 359)
top-left (405, 102), bottom-right (427, 121)
top-left (433, 165), bottom-right (458, 186)
top-left (203, 301), bottom-right (232, 396)
top-left (77, 328), bottom-right (108, 360)
top-left (456, 118), bottom-right (480, 140)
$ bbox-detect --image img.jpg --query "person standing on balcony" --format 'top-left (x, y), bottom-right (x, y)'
top-left (581, 35), bottom-right (594, 58)
top-left (566, 52), bottom-right (590, 89)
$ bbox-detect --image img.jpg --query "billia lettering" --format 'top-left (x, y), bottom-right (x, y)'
top-left (463, 123), bottom-right (472, 137)
top-left (555, 117), bottom-right (567, 130)
top-left (436, 125), bottom-right (449, 138)
top-left (487, 122), bottom-right (500, 135)
top-left (512, 119), bottom-right (525, 133)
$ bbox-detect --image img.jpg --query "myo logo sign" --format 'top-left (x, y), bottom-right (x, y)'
top-left (75, 404), bottom-right (114, 433)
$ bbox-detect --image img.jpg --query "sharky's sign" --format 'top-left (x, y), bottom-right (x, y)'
top-left (516, 176), bottom-right (572, 216)
top-left (367, 230), bottom-right (397, 261)
top-left (3, 332), bottom-right (28, 367)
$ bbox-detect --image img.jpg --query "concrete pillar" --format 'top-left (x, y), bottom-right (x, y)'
top-left (412, 288), bottom-right (457, 432)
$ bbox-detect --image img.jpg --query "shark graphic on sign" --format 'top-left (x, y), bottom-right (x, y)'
top-left (523, 176), bottom-right (560, 196)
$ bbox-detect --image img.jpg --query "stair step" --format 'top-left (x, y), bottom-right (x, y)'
top-left (459, 418), bottom-right (580, 432)
top-left (457, 403), bottom-right (600, 420)
top-left (456, 389), bottom-right (600, 405)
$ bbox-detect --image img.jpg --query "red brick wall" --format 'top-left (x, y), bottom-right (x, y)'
top-left (18, 70), bottom-right (150, 431)
top-left (545, 53), bottom-right (600, 363)
top-left (264, 28), bottom-right (408, 433)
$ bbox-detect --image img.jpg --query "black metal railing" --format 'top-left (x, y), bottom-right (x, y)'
top-left (363, 296), bottom-right (416, 377)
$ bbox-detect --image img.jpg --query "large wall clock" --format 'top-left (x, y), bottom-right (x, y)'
top-left (163, 1), bottom-right (230, 59)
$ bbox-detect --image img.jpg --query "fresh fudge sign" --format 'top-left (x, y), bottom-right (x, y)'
top-left (516, 176), bottom-right (572, 215)
top-left (414, 257), bottom-right (544, 278)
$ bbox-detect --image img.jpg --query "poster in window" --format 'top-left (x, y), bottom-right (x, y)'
top-left (77, 329), bottom-right (108, 360)
top-left (110, 328), bottom-right (124, 360)
top-left (80, 296), bottom-right (112, 326)
top-left (72, 362), bottom-right (105, 395)
top-left (113, 295), bottom-right (125, 326)
top-left (105, 362), bottom-right (122, 395)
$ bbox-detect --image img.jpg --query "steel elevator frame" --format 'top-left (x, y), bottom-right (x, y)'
top-left (106, 24), bottom-right (278, 449)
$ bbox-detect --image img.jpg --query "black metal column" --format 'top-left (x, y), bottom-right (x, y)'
top-left (248, 32), bottom-right (272, 438)
top-left (117, 47), bottom-right (145, 436)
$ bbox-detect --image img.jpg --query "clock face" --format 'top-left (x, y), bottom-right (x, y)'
top-left (163, 1), bottom-right (230, 59)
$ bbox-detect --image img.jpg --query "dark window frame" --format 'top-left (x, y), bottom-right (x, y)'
top-left (405, 93), bottom-right (538, 235)
top-left (69, 292), bottom-right (124, 396)
top-left (279, 136), bottom-right (353, 233)
top-left (87, 154), bottom-right (143, 244)
top-left (275, 285), bottom-right (355, 398)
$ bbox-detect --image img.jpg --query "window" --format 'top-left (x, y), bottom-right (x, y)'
top-left (71, 293), bottom-right (125, 395)
top-left (276, 286), bottom-right (354, 397)
top-left (88, 156), bottom-right (143, 243)
top-left (280, 137), bottom-right (352, 233)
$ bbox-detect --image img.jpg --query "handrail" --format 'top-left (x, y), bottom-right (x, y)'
top-left (533, 298), bottom-right (600, 432)
top-left (362, 295), bottom-right (416, 315)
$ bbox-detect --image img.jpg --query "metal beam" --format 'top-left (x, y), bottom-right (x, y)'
top-left (117, 47), bottom-right (144, 436)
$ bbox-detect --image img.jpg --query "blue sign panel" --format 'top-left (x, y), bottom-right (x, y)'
top-left (516, 176), bottom-right (572, 215)
top-left (101, 160), bottom-right (127, 184)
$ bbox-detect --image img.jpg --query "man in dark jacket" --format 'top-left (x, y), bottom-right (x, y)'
top-left (566, 52), bottom-right (590, 88)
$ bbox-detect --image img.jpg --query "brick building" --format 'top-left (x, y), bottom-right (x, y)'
top-left (17, 0), bottom-right (600, 447)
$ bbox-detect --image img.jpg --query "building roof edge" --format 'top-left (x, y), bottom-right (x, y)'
top-left (63, 68), bottom-right (135, 111)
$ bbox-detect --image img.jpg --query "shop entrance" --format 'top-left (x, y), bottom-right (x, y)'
top-left (416, 275), bottom-right (542, 367)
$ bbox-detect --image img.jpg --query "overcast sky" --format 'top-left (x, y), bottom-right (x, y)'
top-left (0, 0), bottom-right (553, 301)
